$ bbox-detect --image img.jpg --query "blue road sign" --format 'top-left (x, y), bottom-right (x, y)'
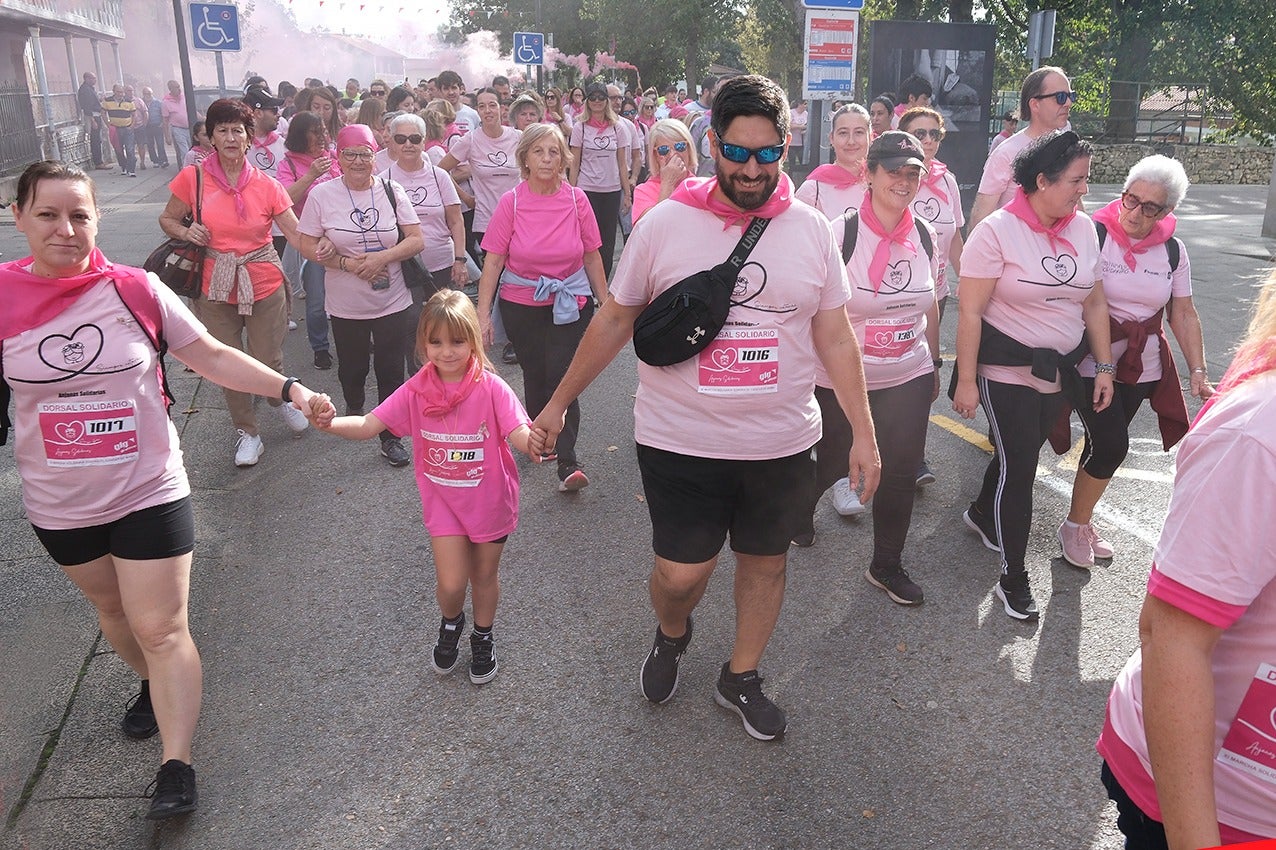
top-left (513, 32), bottom-right (545, 66)
top-left (191, 3), bottom-right (241, 52)
top-left (802, 0), bottom-right (864, 8)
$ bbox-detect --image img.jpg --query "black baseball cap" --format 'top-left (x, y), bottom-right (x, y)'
top-left (867, 130), bottom-right (927, 171)
top-left (243, 86), bottom-right (284, 110)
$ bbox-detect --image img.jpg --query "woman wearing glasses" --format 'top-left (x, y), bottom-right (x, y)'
top-left (795, 103), bottom-right (871, 221)
top-left (542, 87), bottom-right (573, 138)
top-left (632, 119), bottom-right (696, 222)
top-left (564, 86), bottom-right (586, 122)
top-left (1056, 155), bottom-right (1210, 569)
top-left (568, 82), bottom-right (632, 278)
top-left (296, 124), bottom-right (424, 467)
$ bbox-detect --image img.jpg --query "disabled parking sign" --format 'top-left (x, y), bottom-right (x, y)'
top-left (513, 32), bottom-right (544, 66)
top-left (191, 3), bottom-right (241, 52)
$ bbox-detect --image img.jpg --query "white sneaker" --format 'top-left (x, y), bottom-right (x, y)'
top-left (277, 402), bottom-right (309, 436)
top-left (287, 319), bottom-right (298, 331)
top-left (234, 430), bottom-right (264, 467)
top-left (831, 477), bottom-right (867, 516)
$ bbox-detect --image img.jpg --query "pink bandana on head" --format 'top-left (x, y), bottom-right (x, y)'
top-left (1091, 198), bottom-right (1176, 273)
top-left (1004, 186), bottom-right (1078, 256)
top-left (0, 248), bottom-right (139, 339)
top-left (806, 162), bottom-right (866, 189)
top-left (336, 123), bottom-right (379, 153)
top-left (858, 189), bottom-right (917, 294)
top-left (412, 355), bottom-right (485, 417)
top-left (201, 154), bottom-right (253, 222)
top-left (919, 158), bottom-right (950, 204)
top-left (671, 173), bottom-right (794, 230)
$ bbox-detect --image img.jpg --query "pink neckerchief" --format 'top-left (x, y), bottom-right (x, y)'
top-left (1091, 198), bottom-right (1176, 273)
top-left (1004, 186), bottom-right (1078, 256)
top-left (585, 117), bottom-right (610, 130)
top-left (424, 138), bottom-right (445, 152)
top-left (919, 158), bottom-right (950, 204)
top-left (201, 155), bottom-right (252, 221)
top-left (0, 248), bottom-right (138, 339)
top-left (806, 162), bottom-right (865, 190)
top-left (412, 356), bottom-right (485, 417)
top-left (859, 192), bottom-right (916, 294)
top-left (636, 114), bottom-right (656, 130)
top-left (252, 131), bottom-right (280, 149)
top-left (670, 173), bottom-right (794, 230)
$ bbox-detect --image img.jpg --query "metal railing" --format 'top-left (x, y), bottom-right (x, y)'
top-left (0, 87), bottom-right (43, 176)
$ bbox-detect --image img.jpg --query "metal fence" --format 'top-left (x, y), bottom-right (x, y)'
top-left (0, 86), bottom-right (43, 176)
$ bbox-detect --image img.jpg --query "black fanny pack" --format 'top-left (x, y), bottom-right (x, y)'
top-left (631, 215), bottom-right (771, 367)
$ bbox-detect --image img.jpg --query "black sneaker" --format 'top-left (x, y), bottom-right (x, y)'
top-left (501, 342), bottom-right (518, 365)
top-left (995, 574), bottom-right (1039, 622)
top-left (639, 617), bottom-right (692, 704)
top-left (963, 504), bottom-right (1001, 552)
top-left (714, 664), bottom-right (787, 741)
top-left (431, 613), bottom-right (465, 675)
top-left (313, 349), bottom-right (333, 370)
top-left (915, 459), bottom-right (937, 488)
top-left (380, 438), bottom-right (410, 467)
top-left (121, 680), bottom-right (158, 739)
top-left (145, 759), bottom-right (197, 820)
top-left (469, 630), bottom-right (498, 684)
top-left (865, 563), bottom-right (924, 606)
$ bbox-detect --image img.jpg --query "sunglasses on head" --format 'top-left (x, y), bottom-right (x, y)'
top-left (719, 140), bottom-right (785, 165)
top-left (910, 128), bottom-right (943, 141)
top-left (1120, 191), bottom-right (1167, 218)
top-left (655, 141), bottom-right (688, 156)
top-left (393, 133), bottom-right (424, 145)
top-left (1032, 90), bottom-right (1078, 105)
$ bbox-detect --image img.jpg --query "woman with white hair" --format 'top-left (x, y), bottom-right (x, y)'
top-left (1056, 154), bottom-right (1212, 569)
top-left (632, 118), bottom-right (697, 222)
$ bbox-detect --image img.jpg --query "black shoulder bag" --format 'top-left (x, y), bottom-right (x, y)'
top-left (382, 178), bottom-right (432, 289)
top-left (632, 215), bottom-right (771, 367)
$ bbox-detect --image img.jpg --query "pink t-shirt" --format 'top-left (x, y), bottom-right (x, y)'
top-left (632, 177), bottom-right (665, 222)
top-left (481, 181), bottom-right (602, 308)
top-left (4, 274), bottom-right (205, 529)
top-left (380, 161), bottom-right (461, 273)
top-left (963, 207), bottom-right (1101, 392)
top-left (446, 126), bottom-right (522, 231)
top-left (570, 120), bottom-right (626, 192)
top-left (169, 164), bottom-right (292, 302)
top-left (161, 94), bottom-right (188, 129)
top-left (829, 212), bottom-right (939, 392)
top-left (912, 169), bottom-right (965, 299)
top-left (276, 153), bottom-right (341, 217)
top-left (977, 129), bottom-right (1035, 208)
top-left (611, 199), bottom-right (851, 460)
top-left (795, 177), bottom-right (865, 222)
top-left (372, 369), bottom-right (531, 542)
top-left (1077, 236), bottom-right (1191, 381)
top-left (296, 177), bottom-right (419, 320)
top-left (1098, 371), bottom-right (1276, 840)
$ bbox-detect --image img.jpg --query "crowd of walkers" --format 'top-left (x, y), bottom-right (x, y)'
top-left (9, 64), bottom-right (1270, 846)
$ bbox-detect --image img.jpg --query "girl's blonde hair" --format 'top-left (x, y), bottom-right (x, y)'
top-left (416, 289), bottom-right (492, 372)
top-left (1216, 268), bottom-right (1276, 395)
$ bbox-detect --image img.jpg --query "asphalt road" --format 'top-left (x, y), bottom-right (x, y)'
top-left (1, 167), bottom-right (1272, 850)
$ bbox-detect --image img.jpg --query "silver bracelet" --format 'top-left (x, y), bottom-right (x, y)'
top-left (1094, 362), bottom-right (1116, 375)
top-left (1191, 367), bottom-right (1207, 375)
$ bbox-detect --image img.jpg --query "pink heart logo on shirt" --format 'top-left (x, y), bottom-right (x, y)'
top-left (486, 151), bottom-right (509, 166)
top-left (54, 421), bottom-right (85, 443)
top-left (711, 348), bottom-right (737, 370)
top-left (873, 331), bottom-right (895, 348)
top-left (407, 185), bottom-right (428, 206)
top-left (350, 207), bottom-right (380, 230)
top-left (1042, 254), bottom-right (1078, 284)
top-left (914, 198), bottom-right (941, 222)
top-left (592, 136), bottom-right (611, 149)
top-left (427, 447), bottom-right (447, 465)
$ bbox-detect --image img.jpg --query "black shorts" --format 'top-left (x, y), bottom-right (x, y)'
top-left (32, 496), bottom-right (196, 567)
top-left (637, 444), bottom-right (815, 563)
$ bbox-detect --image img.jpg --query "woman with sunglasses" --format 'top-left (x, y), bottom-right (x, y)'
top-left (795, 104), bottom-right (871, 221)
top-left (543, 87), bottom-right (572, 137)
top-left (568, 82), bottom-right (632, 278)
top-left (296, 124), bottom-right (424, 468)
top-left (1055, 155), bottom-right (1210, 569)
top-left (952, 130), bottom-right (1113, 622)
top-left (632, 118), bottom-right (696, 223)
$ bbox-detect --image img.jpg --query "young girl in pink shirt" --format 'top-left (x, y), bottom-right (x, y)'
top-left (311, 290), bottom-right (538, 684)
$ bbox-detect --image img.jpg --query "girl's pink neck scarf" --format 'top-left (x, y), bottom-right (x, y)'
top-left (807, 161), bottom-right (865, 189)
top-left (412, 356), bottom-right (485, 417)
top-left (0, 248), bottom-right (136, 339)
top-left (201, 155), bottom-right (252, 221)
top-left (919, 158), bottom-right (949, 204)
top-left (1004, 186), bottom-right (1078, 256)
top-left (859, 193), bottom-right (916, 294)
top-left (671, 173), bottom-right (794, 230)
top-left (1090, 198), bottom-right (1176, 272)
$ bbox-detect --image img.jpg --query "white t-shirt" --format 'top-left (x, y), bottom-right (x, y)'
top-left (569, 121), bottom-right (627, 192)
top-left (610, 198), bottom-right (851, 460)
top-left (249, 133), bottom-right (289, 237)
top-left (1078, 236), bottom-right (1192, 381)
top-left (380, 161), bottom-right (462, 273)
top-left (455, 104), bottom-right (480, 135)
top-left (4, 275), bottom-right (205, 529)
top-left (297, 177), bottom-right (420, 319)
top-left (912, 169), bottom-right (965, 300)
top-left (446, 126), bottom-right (522, 232)
top-left (795, 178), bottom-right (865, 222)
top-left (962, 207), bottom-right (1101, 392)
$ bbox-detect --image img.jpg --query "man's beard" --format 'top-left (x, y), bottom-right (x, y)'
top-left (717, 168), bottom-right (779, 211)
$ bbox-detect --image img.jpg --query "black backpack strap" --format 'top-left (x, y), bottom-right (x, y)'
top-left (0, 340), bottom-right (9, 446)
top-left (1166, 236), bottom-right (1181, 272)
top-left (840, 210), bottom-right (860, 266)
top-left (913, 218), bottom-right (934, 262)
top-left (1095, 220), bottom-right (1107, 250)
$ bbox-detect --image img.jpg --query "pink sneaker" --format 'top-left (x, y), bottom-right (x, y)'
top-left (1058, 521), bottom-right (1094, 569)
top-left (1085, 523), bottom-right (1114, 559)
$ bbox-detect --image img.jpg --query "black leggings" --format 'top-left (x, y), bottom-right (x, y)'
top-left (500, 298), bottom-right (594, 473)
top-left (805, 373), bottom-right (933, 568)
top-left (584, 189), bottom-right (621, 279)
top-left (330, 310), bottom-right (410, 439)
top-left (461, 208), bottom-right (482, 266)
top-left (1075, 378), bottom-right (1157, 479)
top-left (1100, 762), bottom-right (1168, 850)
top-left (974, 377), bottom-right (1065, 576)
